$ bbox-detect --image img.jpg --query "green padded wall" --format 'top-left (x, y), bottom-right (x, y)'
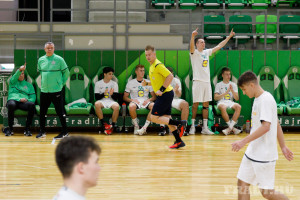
top-left (278, 51), bottom-right (290, 79)
top-left (6, 49), bottom-right (300, 127)
top-left (240, 51), bottom-right (253, 122)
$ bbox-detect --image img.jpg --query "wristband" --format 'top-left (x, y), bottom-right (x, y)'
top-left (159, 86), bottom-right (166, 93)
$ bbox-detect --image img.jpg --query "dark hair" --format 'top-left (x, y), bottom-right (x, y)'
top-left (237, 71), bottom-right (258, 87)
top-left (103, 67), bottom-right (114, 74)
top-left (145, 45), bottom-right (155, 52)
top-left (221, 67), bottom-right (231, 75)
top-left (166, 66), bottom-right (174, 74)
top-left (55, 136), bottom-right (101, 178)
top-left (135, 64), bottom-right (144, 71)
top-left (194, 37), bottom-right (203, 46)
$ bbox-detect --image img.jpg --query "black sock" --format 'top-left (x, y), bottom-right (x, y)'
top-left (100, 119), bottom-right (104, 126)
top-left (172, 130), bottom-right (182, 143)
top-left (112, 122), bottom-right (116, 127)
top-left (169, 119), bottom-right (181, 126)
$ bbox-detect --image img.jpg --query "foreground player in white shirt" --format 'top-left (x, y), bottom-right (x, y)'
top-left (232, 71), bottom-right (293, 200)
top-left (214, 67), bottom-right (241, 135)
top-left (189, 28), bottom-right (235, 135)
top-left (53, 136), bottom-right (101, 200)
top-left (123, 64), bottom-right (156, 135)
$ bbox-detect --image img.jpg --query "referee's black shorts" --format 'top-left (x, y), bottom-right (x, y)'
top-left (151, 90), bottom-right (174, 116)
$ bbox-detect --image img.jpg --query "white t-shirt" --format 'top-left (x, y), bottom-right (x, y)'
top-left (125, 78), bottom-right (153, 100)
top-left (53, 186), bottom-right (85, 200)
top-left (94, 79), bottom-right (118, 101)
top-left (170, 77), bottom-right (182, 99)
top-left (214, 81), bottom-right (238, 103)
top-left (190, 49), bottom-right (213, 82)
top-left (245, 91), bottom-right (278, 162)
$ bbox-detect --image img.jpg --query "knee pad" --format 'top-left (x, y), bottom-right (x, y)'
top-left (203, 106), bottom-right (209, 110)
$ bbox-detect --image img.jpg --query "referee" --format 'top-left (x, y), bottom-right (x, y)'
top-left (36, 42), bottom-right (70, 139)
top-left (144, 45), bottom-right (187, 149)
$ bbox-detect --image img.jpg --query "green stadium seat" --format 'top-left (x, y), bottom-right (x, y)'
top-left (276, 0), bottom-right (296, 7)
top-left (204, 15), bottom-right (226, 44)
top-left (225, 0), bottom-right (247, 9)
top-left (202, 0), bottom-right (223, 9)
top-left (229, 15), bottom-right (252, 46)
top-left (256, 15), bottom-right (277, 44)
top-left (249, 0), bottom-right (271, 9)
top-left (64, 66), bottom-right (92, 115)
top-left (92, 66), bottom-right (120, 115)
top-left (211, 67), bottom-right (238, 115)
top-left (35, 74), bottom-right (57, 115)
top-left (6, 70), bottom-right (35, 116)
top-left (179, 0), bottom-right (200, 9)
top-left (257, 66), bottom-right (284, 115)
top-left (279, 15), bottom-right (300, 47)
top-left (151, 0), bottom-right (174, 9)
top-left (282, 66), bottom-right (300, 115)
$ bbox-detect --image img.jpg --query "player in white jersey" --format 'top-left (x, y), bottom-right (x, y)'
top-left (157, 67), bottom-right (190, 136)
top-left (214, 67), bottom-right (241, 135)
top-left (123, 64), bottom-right (156, 135)
top-left (189, 28), bottom-right (235, 135)
top-left (53, 136), bottom-right (101, 200)
top-left (94, 67), bottom-right (120, 135)
top-left (232, 71), bottom-right (293, 200)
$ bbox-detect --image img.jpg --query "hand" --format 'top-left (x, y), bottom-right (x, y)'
top-left (156, 90), bottom-right (163, 96)
top-left (110, 88), bottom-right (114, 95)
top-left (192, 28), bottom-right (198, 37)
top-left (282, 146), bottom-right (294, 161)
top-left (104, 88), bottom-right (109, 95)
top-left (229, 84), bottom-right (233, 92)
top-left (174, 84), bottom-right (179, 92)
top-left (19, 64), bottom-right (26, 71)
top-left (143, 99), bottom-right (150, 106)
top-left (229, 28), bottom-right (235, 38)
top-left (20, 98), bottom-right (28, 102)
top-left (132, 99), bottom-right (140, 104)
top-left (225, 87), bottom-right (230, 94)
top-left (142, 80), bottom-right (147, 86)
top-left (231, 140), bottom-right (246, 152)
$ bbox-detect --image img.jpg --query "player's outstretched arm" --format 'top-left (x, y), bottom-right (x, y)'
top-left (277, 120), bottom-right (294, 161)
top-left (190, 28), bottom-right (198, 54)
top-left (212, 29), bottom-right (235, 54)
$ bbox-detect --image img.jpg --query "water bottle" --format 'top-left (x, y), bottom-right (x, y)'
top-left (246, 120), bottom-right (251, 133)
top-left (122, 103), bottom-right (126, 117)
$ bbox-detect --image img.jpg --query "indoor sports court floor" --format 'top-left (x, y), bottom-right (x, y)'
top-left (0, 131), bottom-right (299, 200)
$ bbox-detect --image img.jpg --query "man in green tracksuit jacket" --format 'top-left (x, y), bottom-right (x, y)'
top-left (36, 42), bottom-right (70, 139)
top-left (6, 64), bottom-right (36, 136)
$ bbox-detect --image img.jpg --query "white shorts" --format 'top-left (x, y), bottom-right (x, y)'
top-left (132, 100), bottom-right (150, 109)
top-left (237, 155), bottom-right (276, 190)
top-left (172, 98), bottom-right (184, 110)
top-left (96, 99), bottom-right (118, 109)
top-left (217, 100), bottom-right (237, 109)
top-left (192, 81), bottom-right (212, 103)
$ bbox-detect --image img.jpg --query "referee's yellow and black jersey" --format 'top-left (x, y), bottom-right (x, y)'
top-left (149, 59), bottom-right (173, 93)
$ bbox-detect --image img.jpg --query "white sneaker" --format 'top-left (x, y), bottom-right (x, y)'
top-left (232, 128), bottom-right (241, 135)
top-left (222, 127), bottom-right (231, 136)
top-left (189, 126), bottom-right (196, 134)
top-left (201, 128), bottom-right (214, 135)
top-left (137, 127), bottom-right (147, 135)
top-left (134, 125), bottom-right (139, 135)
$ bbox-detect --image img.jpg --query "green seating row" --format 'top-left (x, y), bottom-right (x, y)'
top-left (204, 15), bottom-right (300, 45)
